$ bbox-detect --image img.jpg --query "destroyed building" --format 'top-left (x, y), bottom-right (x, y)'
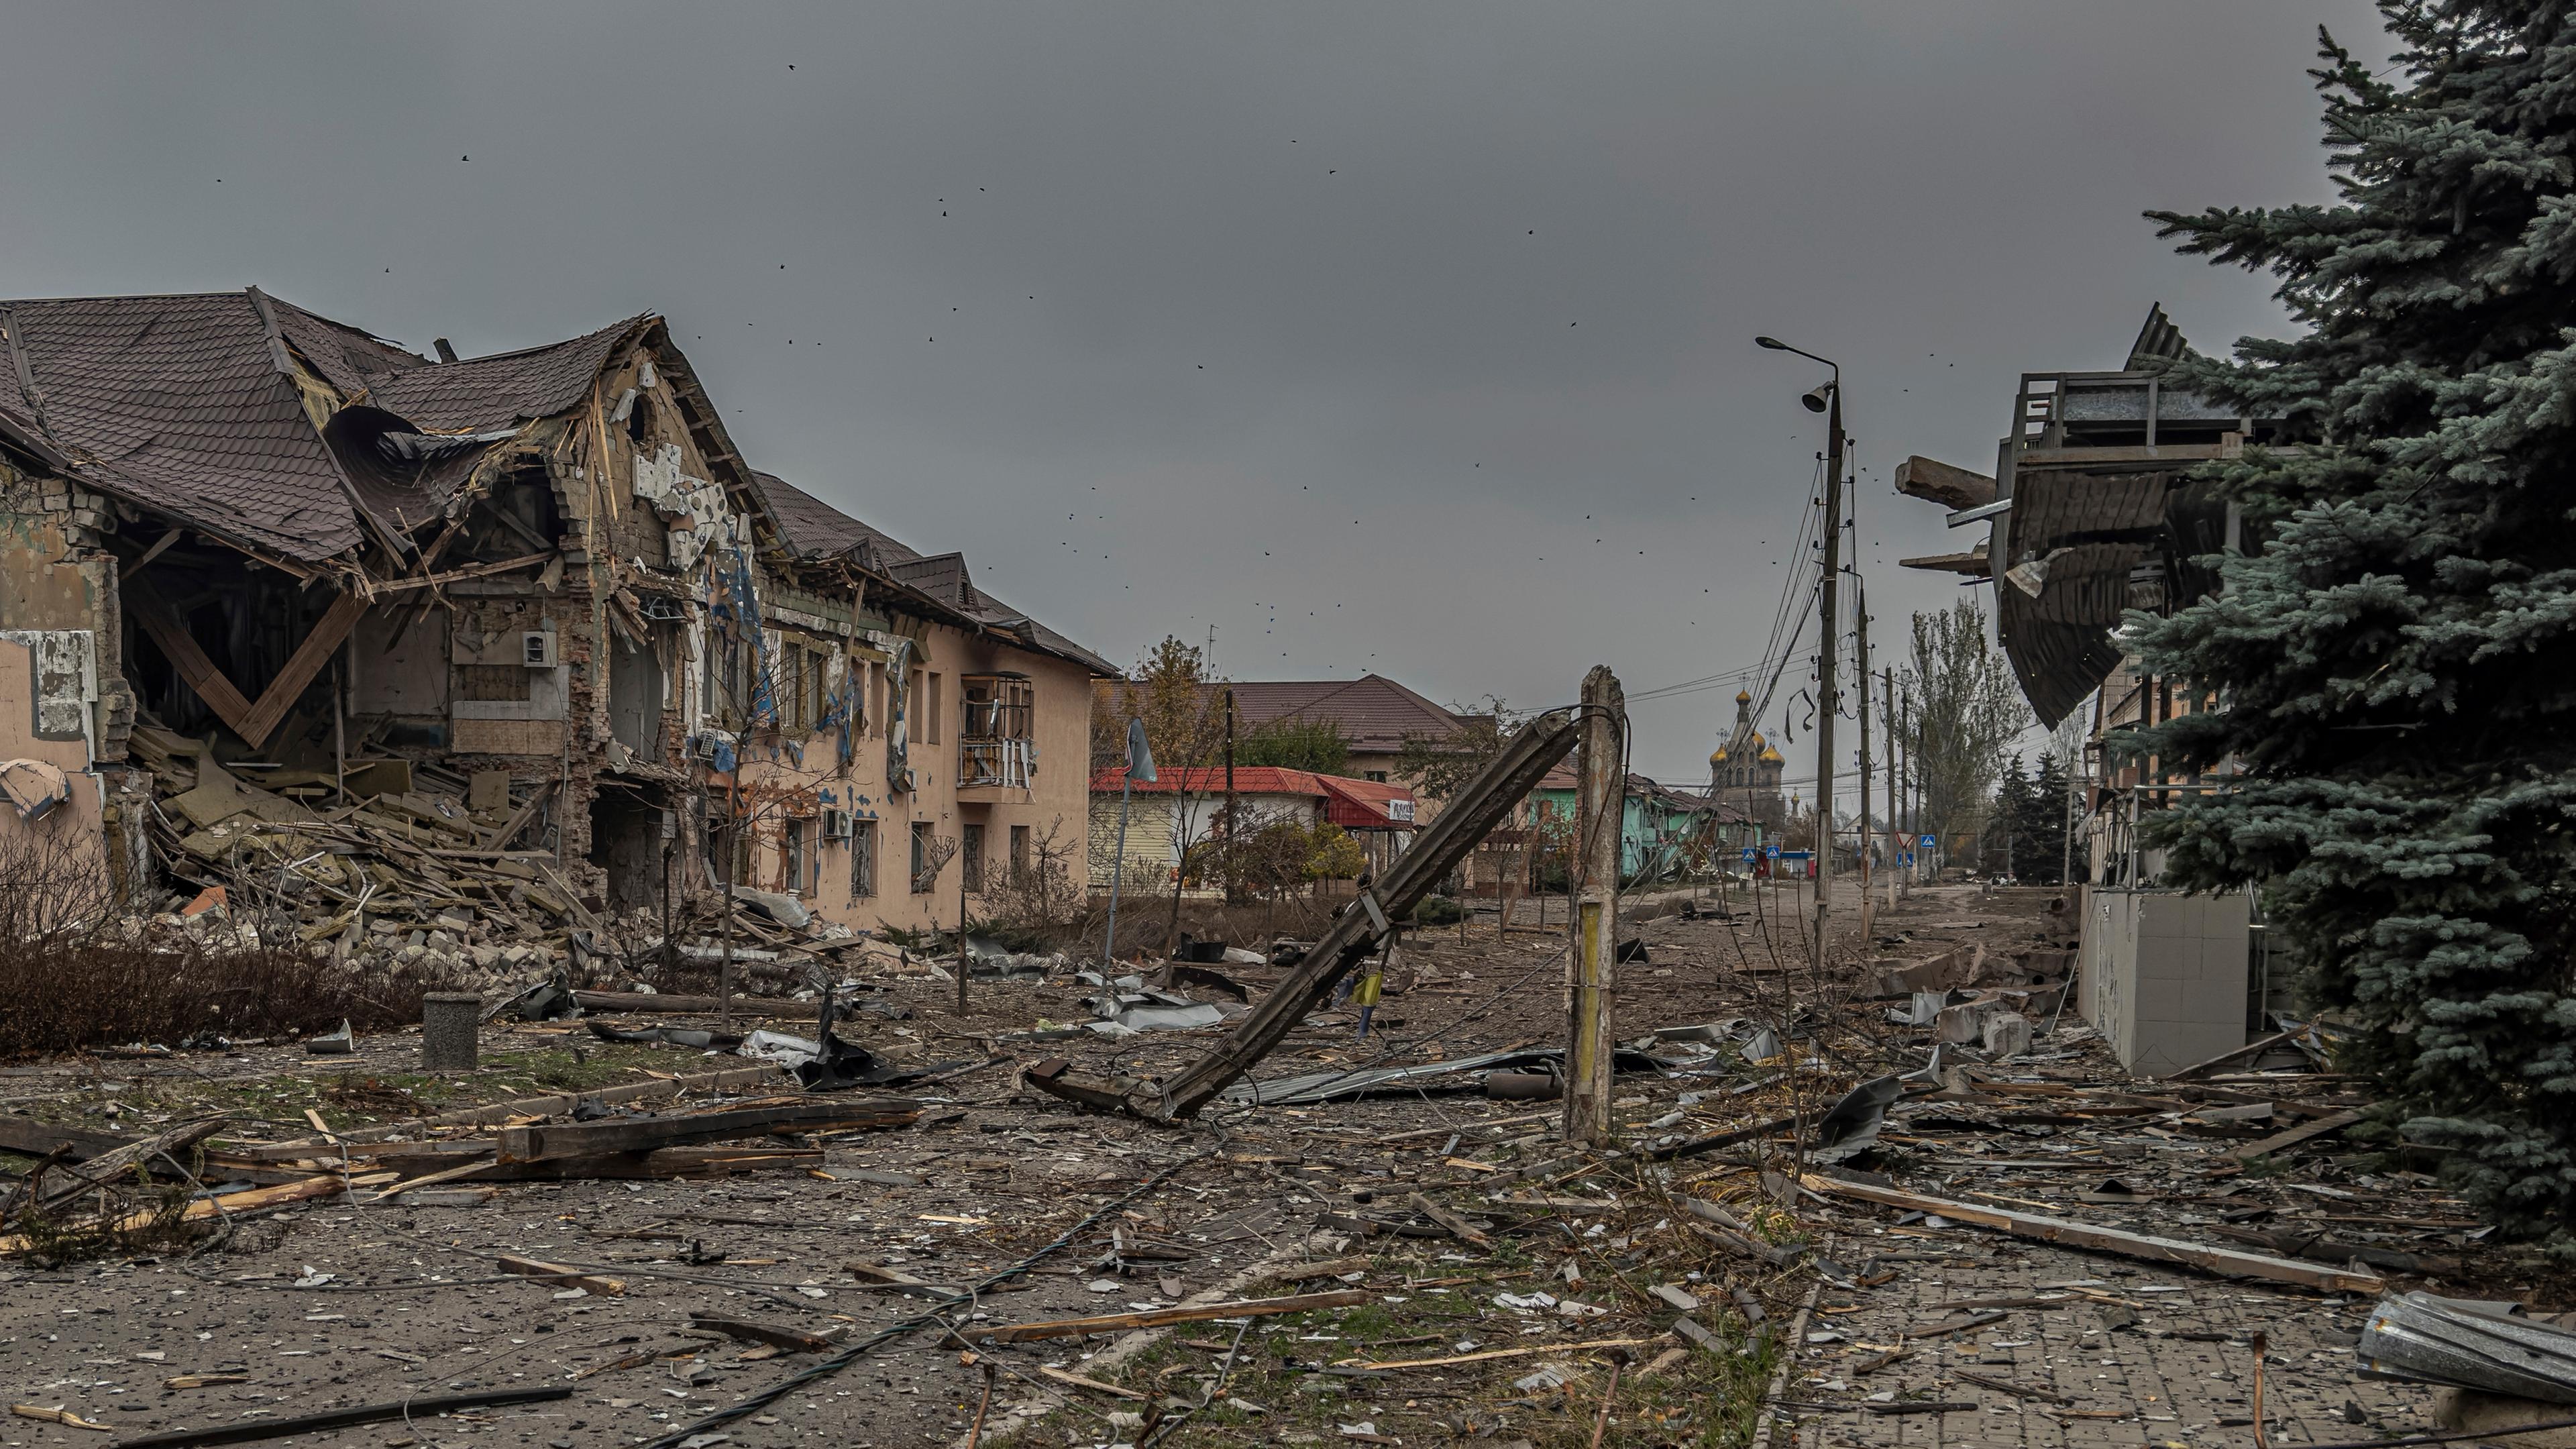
top-left (0, 288), bottom-right (1111, 949)
top-left (1895, 306), bottom-right (2292, 1073)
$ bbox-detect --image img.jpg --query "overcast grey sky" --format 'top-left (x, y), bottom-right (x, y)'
top-left (0, 2), bottom-right (2390, 797)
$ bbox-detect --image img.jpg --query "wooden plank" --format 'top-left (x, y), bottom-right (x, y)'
top-left (0, 1118), bottom-right (131, 1161)
top-left (496, 1101), bottom-right (918, 1164)
top-left (1796, 1173), bottom-right (2383, 1295)
top-left (32, 1118), bottom-right (225, 1212)
top-left (374, 1156), bottom-right (500, 1198)
top-left (125, 582), bottom-right (256, 739)
top-left (370, 549), bottom-right (558, 594)
top-left (2171, 1027), bottom-right (2304, 1080)
top-left (496, 1253), bottom-right (625, 1296)
top-left (482, 780), bottom-right (555, 850)
top-left (233, 588), bottom-right (366, 749)
top-left (1892, 455), bottom-right (1997, 511)
top-left (1405, 1192), bottom-right (1490, 1246)
top-left (981, 1289), bottom-right (1371, 1344)
top-left (688, 1314), bottom-right (838, 1354)
top-left (1036, 1365), bottom-right (1146, 1400)
top-left (2233, 1108), bottom-right (2364, 1161)
top-left (1269, 1255), bottom-right (1371, 1285)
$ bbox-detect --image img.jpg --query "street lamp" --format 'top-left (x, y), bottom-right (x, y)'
top-left (1758, 335), bottom-right (1846, 979)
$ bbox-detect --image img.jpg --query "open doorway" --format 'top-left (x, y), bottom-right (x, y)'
top-left (589, 782), bottom-right (665, 915)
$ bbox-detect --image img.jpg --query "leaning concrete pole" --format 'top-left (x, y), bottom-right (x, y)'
top-left (1566, 665), bottom-right (1624, 1144)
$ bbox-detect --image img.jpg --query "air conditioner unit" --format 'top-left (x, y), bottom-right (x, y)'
top-left (522, 631), bottom-right (558, 667)
top-left (820, 810), bottom-right (854, 841)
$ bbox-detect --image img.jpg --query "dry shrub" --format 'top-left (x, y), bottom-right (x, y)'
top-left (0, 940), bottom-right (462, 1059)
top-left (0, 827), bottom-right (463, 1058)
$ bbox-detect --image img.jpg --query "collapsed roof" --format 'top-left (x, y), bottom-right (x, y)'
top-left (0, 287), bottom-right (1108, 672)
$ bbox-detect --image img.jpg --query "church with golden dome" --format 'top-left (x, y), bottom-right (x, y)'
top-left (1710, 688), bottom-right (1788, 830)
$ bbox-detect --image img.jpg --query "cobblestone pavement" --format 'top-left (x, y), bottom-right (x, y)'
top-left (1777, 1230), bottom-right (2430, 1448)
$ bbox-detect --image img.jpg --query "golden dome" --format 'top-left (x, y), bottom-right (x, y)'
top-left (1734, 688), bottom-right (1751, 703)
top-left (1748, 731), bottom-right (1765, 749)
top-left (1710, 747), bottom-right (1728, 763)
top-left (1758, 745), bottom-right (1783, 763)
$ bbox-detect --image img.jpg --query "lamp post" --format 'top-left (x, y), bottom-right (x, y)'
top-left (1756, 335), bottom-right (1845, 979)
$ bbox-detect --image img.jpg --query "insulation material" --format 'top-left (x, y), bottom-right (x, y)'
top-left (0, 628), bottom-right (96, 747)
top-left (631, 443), bottom-right (737, 568)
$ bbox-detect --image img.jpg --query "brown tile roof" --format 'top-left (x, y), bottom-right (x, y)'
top-left (364, 315), bottom-right (647, 432)
top-left (0, 290), bottom-right (368, 561)
top-left (1221, 676), bottom-right (1466, 753)
top-left (747, 470), bottom-right (1115, 676)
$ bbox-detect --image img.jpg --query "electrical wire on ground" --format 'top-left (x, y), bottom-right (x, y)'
top-left (641, 1146), bottom-right (1217, 1449)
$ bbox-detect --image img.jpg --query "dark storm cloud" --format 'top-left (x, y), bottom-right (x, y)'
top-left (0, 1), bottom-right (2392, 794)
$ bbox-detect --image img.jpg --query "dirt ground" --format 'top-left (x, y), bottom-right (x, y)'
top-left (0, 878), bottom-right (2526, 1448)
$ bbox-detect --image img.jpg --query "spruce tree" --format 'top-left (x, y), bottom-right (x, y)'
top-left (2133, 3), bottom-right (2576, 1241)
top-left (2029, 751), bottom-right (2070, 886)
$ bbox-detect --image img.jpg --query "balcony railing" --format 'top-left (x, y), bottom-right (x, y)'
top-left (960, 737), bottom-right (1034, 790)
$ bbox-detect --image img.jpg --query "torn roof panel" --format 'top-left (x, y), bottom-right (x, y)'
top-left (0, 290), bottom-right (365, 561)
top-left (267, 297), bottom-right (431, 396)
top-left (363, 315), bottom-right (649, 432)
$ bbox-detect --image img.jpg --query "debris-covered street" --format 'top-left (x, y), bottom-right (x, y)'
top-left (12, 5), bottom-right (2576, 1447)
top-left (9, 881), bottom-right (2555, 1448)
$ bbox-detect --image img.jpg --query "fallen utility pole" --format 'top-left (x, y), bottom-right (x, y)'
top-left (1567, 665), bottom-right (1623, 1144)
top-left (1030, 707), bottom-right (1580, 1121)
top-left (1797, 1173), bottom-right (2384, 1295)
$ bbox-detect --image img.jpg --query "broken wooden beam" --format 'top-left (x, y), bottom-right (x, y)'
top-left (30, 1118), bottom-right (225, 1213)
top-left (1796, 1173), bottom-right (2383, 1295)
top-left (1893, 454), bottom-right (1998, 511)
top-left (496, 1254), bottom-right (625, 1296)
top-left (2232, 1108), bottom-right (2365, 1161)
top-left (1033, 710), bottom-right (1578, 1122)
top-left (979, 1289), bottom-right (1371, 1344)
top-left (0, 1118), bottom-right (132, 1161)
top-left (494, 1100), bottom-right (918, 1164)
top-left (688, 1314), bottom-right (839, 1353)
top-left (1405, 1192), bottom-right (1490, 1246)
top-left (233, 589), bottom-right (367, 749)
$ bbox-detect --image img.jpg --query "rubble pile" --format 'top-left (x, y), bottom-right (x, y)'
top-left (121, 722), bottom-right (892, 991)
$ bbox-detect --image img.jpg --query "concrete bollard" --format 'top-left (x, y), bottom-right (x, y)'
top-left (421, 993), bottom-right (483, 1073)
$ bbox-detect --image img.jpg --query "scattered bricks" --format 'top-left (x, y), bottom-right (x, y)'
top-left (421, 991), bottom-right (483, 1073)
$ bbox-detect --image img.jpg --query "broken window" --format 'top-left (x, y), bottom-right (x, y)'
top-left (786, 818), bottom-right (812, 897)
top-left (959, 673), bottom-right (1036, 788)
top-left (1010, 824), bottom-right (1031, 885)
top-left (850, 818), bottom-right (877, 900)
top-left (909, 820), bottom-right (934, 894)
top-left (961, 822), bottom-right (985, 895)
top-left (925, 672), bottom-right (943, 745)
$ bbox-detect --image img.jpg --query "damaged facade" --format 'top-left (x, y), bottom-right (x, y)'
top-left (0, 288), bottom-right (1110, 947)
top-left (1894, 305), bottom-right (2289, 1074)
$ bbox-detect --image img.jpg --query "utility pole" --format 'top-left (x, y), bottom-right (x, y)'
top-left (1223, 686), bottom-right (1238, 905)
top-left (1567, 665), bottom-right (1623, 1145)
top-left (1756, 333), bottom-right (1847, 968)
top-left (1884, 667), bottom-right (1899, 913)
top-left (1855, 581), bottom-right (1873, 946)
top-left (1811, 383), bottom-right (1845, 975)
